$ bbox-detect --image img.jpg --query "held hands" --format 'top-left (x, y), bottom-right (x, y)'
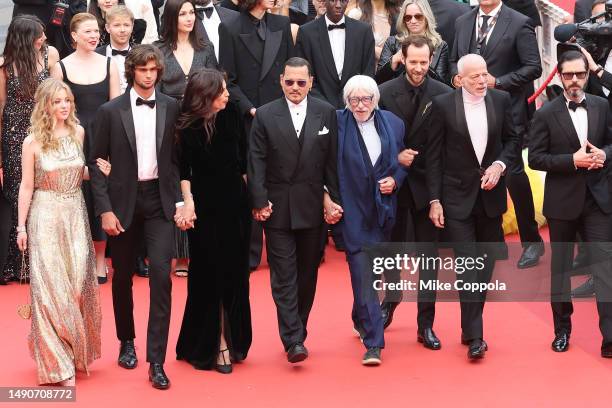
top-left (96, 158), bottom-right (111, 176)
top-left (429, 201), bottom-right (445, 229)
top-left (574, 141), bottom-right (606, 170)
top-left (101, 211), bottom-right (125, 236)
top-left (398, 149), bottom-right (418, 167)
top-left (480, 162), bottom-right (503, 190)
top-left (175, 204), bottom-right (197, 231)
top-left (378, 177), bottom-right (396, 195)
top-left (323, 192), bottom-right (343, 224)
top-left (252, 201), bottom-right (273, 222)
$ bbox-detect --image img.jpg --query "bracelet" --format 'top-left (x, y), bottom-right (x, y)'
top-left (16, 226), bottom-right (26, 233)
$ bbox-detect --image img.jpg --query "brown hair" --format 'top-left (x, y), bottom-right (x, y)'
top-left (105, 5), bottom-right (134, 23)
top-left (70, 12), bottom-right (99, 34)
top-left (124, 44), bottom-right (165, 86)
top-left (401, 35), bottom-right (434, 58)
top-left (239, 0), bottom-right (262, 12)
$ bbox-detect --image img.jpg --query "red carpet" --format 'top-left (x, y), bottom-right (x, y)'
top-left (0, 234), bottom-right (610, 407)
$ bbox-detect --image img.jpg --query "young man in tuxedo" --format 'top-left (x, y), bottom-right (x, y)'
top-left (89, 45), bottom-right (182, 389)
top-left (427, 54), bottom-right (519, 360)
top-left (450, 0), bottom-right (544, 269)
top-left (194, 0), bottom-right (239, 63)
top-left (295, 0), bottom-right (376, 108)
top-left (528, 50), bottom-right (612, 358)
top-left (377, 35), bottom-right (452, 346)
top-left (248, 57), bottom-right (341, 363)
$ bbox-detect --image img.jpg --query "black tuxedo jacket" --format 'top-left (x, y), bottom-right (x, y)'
top-left (503, 0), bottom-right (542, 27)
top-left (219, 12), bottom-right (294, 117)
top-left (426, 88), bottom-right (520, 219)
top-left (195, 4), bottom-right (239, 62)
top-left (89, 91), bottom-right (181, 228)
top-left (528, 94), bottom-right (612, 220)
top-left (428, 0), bottom-right (470, 47)
top-left (378, 76), bottom-right (452, 210)
top-left (295, 16), bottom-right (375, 108)
top-left (450, 4), bottom-right (542, 128)
top-left (247, 96), bottom-right (340, 230)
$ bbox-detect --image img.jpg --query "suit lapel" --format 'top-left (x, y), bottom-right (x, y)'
top-left (341, 19), bottom-right (356, 85)
top-left (454, 90), bottom-right (481, 167)
top-left (239, 15), bottom-right (262, 63)
top-left (274, 101), bottom-right (300, 155)
top-left (296, 98), bottom-right (322, 172)
top-left (407, 79), bottom-right (431, 140)
top-left (119, 94), bottom-right (137, 161)
top-left (482, 6), bottom-right (510, 59)
top-left (552, 97), bottom-right (582, 151)
top-left (317, 17), bottom-right (341, 83)
top-left (586, 95), bottom-right (599, 146)
top-left (482, 92), bottom-right (497, 164)
top-left (155, 96), bottom-right (167, 156)
top-left (459, 9), bottom-right (478, 56)
top-left (260, 22), bottom-right (282, 81)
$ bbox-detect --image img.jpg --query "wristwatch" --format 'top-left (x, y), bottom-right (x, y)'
top-left (594, 65), bottom-right (604, 75)
top-left (495, 78), bottom-right (502, 88)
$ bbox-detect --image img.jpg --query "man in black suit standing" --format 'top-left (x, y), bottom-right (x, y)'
top-left (428, 0), bottom-right (470, 47)
top-left (194, 0), bottom-right (239, 63)
top-left (450, 0), bottom-right (544, 269)
top-left (295, 0), bottom-right (376, 108)
top-left (90, 45), bottom-right (182, 389)
top-left (377, 35), bottom-right (452, 347)
top-left (248, 57), bottom-right (341, 363)
top-left (503, 0), bottom-right (541, 27)
top-left (219, 0), bottom-right (294, 271)
top-left (427, 54), bottom-right (519, 359)
top-left (528, 50), bottom-right (612, 358)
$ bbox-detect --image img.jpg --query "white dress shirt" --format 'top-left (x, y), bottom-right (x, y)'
top-left (475, 2), bottom-right (503, 45)
top-left (566, 94), bottom-right (589, 147)
top-left (200, 6), bottom-right (221, 62)
top-left (357, 113), bottom-right (381, 165)
top-left (287, 97), bottom-right (307, 138)
top-left (106, 44), bottom-right (129, 94)
top-left (130, 88), bottom-right (158, 181)
top-left (325, 15), bottom-right (346, 79)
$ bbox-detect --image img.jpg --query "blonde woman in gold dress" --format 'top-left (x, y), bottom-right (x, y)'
top-left (16, 78), bottom-right (109, 386)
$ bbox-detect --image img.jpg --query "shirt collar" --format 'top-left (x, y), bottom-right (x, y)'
top-left (479, 2), bottom-right (503, 17)
top-left (564, 93), bottom-right (587, 106)
top-left (462, 87), bottom-right (486, 105)
top-left (325, 15), bottom-right (346, 27)
top-left (404, 75), bottom-right (427, 93)
top-left (286, 97), bottom-right (307, 110)
top-left (356, 111), bottom-right (376, 125)
top-left (109, 43), bottom-right (130, 52)
top-left (131, 88), bottom-right (156, 104)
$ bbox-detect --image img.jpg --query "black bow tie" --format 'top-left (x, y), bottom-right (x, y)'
top-left (111, 48), bottom-right (129, 56)
top-left (328, 23), bottom-right (346, 31)
top-left (568, 99), bottom-right (587, 111)
top-left (195, 6), bottom-right (214, 20)
top-left (136, 97), bottom-right (155, 108)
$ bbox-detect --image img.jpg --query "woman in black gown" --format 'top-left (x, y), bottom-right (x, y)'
top-left (175, 68), bottom-right (251, 374)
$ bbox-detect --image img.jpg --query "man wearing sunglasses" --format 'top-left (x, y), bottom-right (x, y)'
top-left (528, 50), bottom-right (612, 359)
top-left (247, 57), bottom-right (341, 364)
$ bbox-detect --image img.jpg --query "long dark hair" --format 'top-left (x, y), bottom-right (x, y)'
top-left (0, 15), bottom-right (46, 98)
top-left (160, 0), bottom-right (205, 51)
top-left (176, 68), bottom-right (226, 143)
top-left (359, 0), bottom-right (400, 27)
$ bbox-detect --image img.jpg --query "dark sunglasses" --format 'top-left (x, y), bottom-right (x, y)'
top-left (561, 71), bottom-right (588, 80)
top-left (284, 79), bottom-right (308, 87)
top-left (404, 14), bottom-right (425, 22)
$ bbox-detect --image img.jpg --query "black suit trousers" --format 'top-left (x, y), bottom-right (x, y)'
top-left (264, 225), bottom-right (323, 350)
top-left (109, 180), bottom-right (174, 363)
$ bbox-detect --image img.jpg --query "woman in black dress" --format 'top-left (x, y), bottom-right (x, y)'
top-left (175, 68), bottom-right (251, 374)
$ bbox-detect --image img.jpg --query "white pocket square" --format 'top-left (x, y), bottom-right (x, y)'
top-left (318, 127), bottom-right (329, 135)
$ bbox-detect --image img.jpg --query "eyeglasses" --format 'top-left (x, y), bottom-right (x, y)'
top-left (348, 95), bottom-right (374, 106)
top-left (561, 71), bottom-right (588, 80)
top-left (284, 79), bottom-right (308, 87)
top-left (404, 14), bottom-right (425, 22)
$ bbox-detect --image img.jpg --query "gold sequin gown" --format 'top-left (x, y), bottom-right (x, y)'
top-left (27, 135), bottom-right (101, 385)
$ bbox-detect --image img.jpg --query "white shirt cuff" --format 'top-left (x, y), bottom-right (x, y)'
top-left (175, 201), bottom-right (185, 208)
top-left (493, 160), bottom-right (506, 172)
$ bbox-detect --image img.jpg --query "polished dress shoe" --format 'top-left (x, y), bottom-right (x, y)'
top-left (215, 348), bottom-right (232, 374)
top-left (118, 340), bottom-right (138, 369)
top-left (287, 343), bottom-right (308, 363)
top-left (380, 301), bottom-right (400, 329)
top-left (468, 339), bottom-right (487, 359)
top-left (148, 363), bottom-right (170, 390)
top-left (135, 257), bottom-right (149, 278)
top-left (601, 343), bottom-right (612, 358)
top-left (551, 333), bottom-right (570, 352)
top-left (571, 276), bottom-right (595, 298)
top-left (517, 242), bottom-right (545, 269)
top-left (417, 328), bottom-right (441, 350)
top-left (362, 347), bottom-right (381, 366)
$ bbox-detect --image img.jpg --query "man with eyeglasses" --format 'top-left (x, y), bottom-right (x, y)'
top-left (528, 50), bottom-right (612, 359)
top-left (248, 57), bottom-right (341, 364)
top-left (427, 54), bottom-right (519, 360)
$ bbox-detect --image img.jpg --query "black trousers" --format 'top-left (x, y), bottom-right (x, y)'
top-left (264, 225), bottom-right (322, 350)
top-left (444, 194), bottom-right (502, 341)
top-left (547, 192), bottom-right (612, 345)
top-left (109, 180), bottom-right (174, 363)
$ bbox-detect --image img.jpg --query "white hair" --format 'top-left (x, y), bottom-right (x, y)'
top-left (343, 75), bottom-right (380, 110)
top-left (457, 54), bottom-right (487, 75)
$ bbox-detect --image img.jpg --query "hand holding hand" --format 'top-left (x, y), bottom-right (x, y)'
top-left (378, 177), bottom-right (396, 195)
top-left (480, 162), bottom-right (503, 190)
top-left (398, 149), bottom-right (418, 167)
top-left (101, 212), bottom-right (124, 236)
top-left (429, 201), bottom-right (444, 229)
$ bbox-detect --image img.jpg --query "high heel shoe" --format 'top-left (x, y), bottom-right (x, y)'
top-left (59, 376), bottom-right (75, 386)
top-left (215, 348), bottom-right (232, 374)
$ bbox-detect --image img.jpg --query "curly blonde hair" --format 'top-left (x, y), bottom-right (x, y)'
top-left (30, 78), bottom-right (81, 151)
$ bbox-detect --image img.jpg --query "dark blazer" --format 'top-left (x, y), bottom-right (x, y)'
top-left (503, 0), bottom-right (542, 26)
top-left (528, 94), bottom-right (612, 220)
top-left (574, 0), bottom-right (595, 23)
top-left (379, 76), bottom-right (452, 210)
top-left (219, 12), bottom-right (294, 117)
top-left (89, 91), bottom-right (181, 228)
top-left (295, 16), bottom-right (375, 108)
top-left (450, 4), bottom-right (542, 128)
top-left (195, 4), bottom-right (239, 60)
top-left (586, 50), bottom-right (612, 111)
top-left (428, 0), bottom-right (470, 47)
top-left (426, 88), bottom-right (520, 219)
top-left (247, 96), bottom-right (340, 230)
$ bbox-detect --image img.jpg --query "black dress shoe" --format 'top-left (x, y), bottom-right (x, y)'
top-left (215, 348), bottom-right (232, 374)
top-left (97, 276), bottom-right (108, 284)
top-left (601, 343), bottom-right (612, 358)
top-left (517, 242), bottom-right (545, 269)
top-left (571, 276), bottom-right (595, 298)
top-left (287, 343), bottom-right (308, 363)
top-left (362, 347), bottom-right (381, 366)
top-left (148, 363), bottom-right (170, 390)
top-left (468, 339), bottom-right (487, 359)
top-left (135, 257), bottom-right (149, 278)
top-left (551, 333), bottom-right (570, 352)
top-left (417, 328), bottom-right (441, 350)
top-left (381, 301), bottom-right (399, 329)
top-left (118, 340), bottom-right (138, 369)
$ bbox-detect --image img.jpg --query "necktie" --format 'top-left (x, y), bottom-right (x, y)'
top-left (568, 100), bottom-right (587, 111)
top-left (476, 15), bottom-right (491, 55)
top-left (256, 18), bottom-right (267, 41)
top-left (112, 48), bottom-right (129, 56)
top-left (195, 6), bottom-right (214, 20)
top-left (136, 97), bottom-right (156, 108)
top-left (328, 23), bottom-right (346, 31)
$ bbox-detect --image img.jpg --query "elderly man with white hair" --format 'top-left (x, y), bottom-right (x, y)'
top-left (330, 74), bottom-right (405, 365)
top-left (426, 54), bottom-right (519, 360)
